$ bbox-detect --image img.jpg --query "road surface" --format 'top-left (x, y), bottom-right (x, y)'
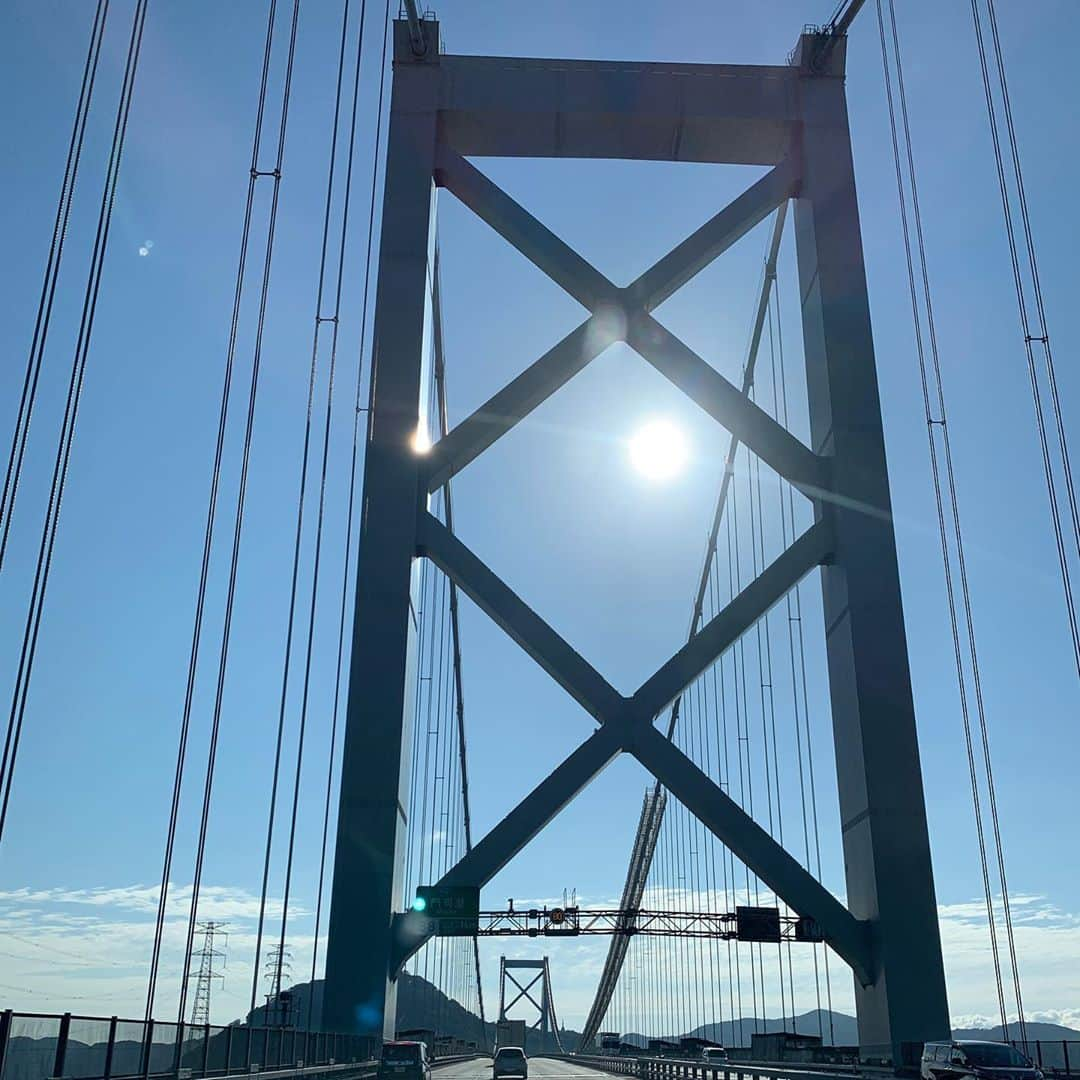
top-left (434, 1059), bottom-right (611, 1080)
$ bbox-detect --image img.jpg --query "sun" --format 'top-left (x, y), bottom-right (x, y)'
top-left (628, 418), bottom-right (688, 481)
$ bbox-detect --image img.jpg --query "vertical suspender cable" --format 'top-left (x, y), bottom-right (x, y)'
top-left (877, 0), bottom-right (1026, 1033)
top-left (179, 0), bottom-right (303, 1025)
top-left (0, 0), bottom-right (149, 847)
top-left (432, 244), bottom-right (486, 1028)
top-left (0, 0), bottom-right (108, 572)
top-left (277, 0), bottom-right (374, 1006)
top-left (146, 0), bottom-right (280, 1022)
top-left (971, 0), bottom-right (1080, 686)
top-left (308, 0), bottom-right (392, 1026)
top-left (253, 0), bottom-right (368, 1012)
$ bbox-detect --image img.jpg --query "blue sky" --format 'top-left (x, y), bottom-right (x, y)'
top-left (0, 0), bottom-right (1078, 1034)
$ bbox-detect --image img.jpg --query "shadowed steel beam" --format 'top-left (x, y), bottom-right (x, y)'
top-left (436, 54), bottom-right (797, 165)
top-left (631, 518), bottom-right (833, 721)
top-left (436, 148), bottom-right (615, 311)
top-left (424, 318), bottom-right (615, 492)
top-left (391, 724), bottom-right (624, 971)
top-left (418, 511), bottom-right (625, 721)
top-left (504, 970), bottom-right (544, 1015)
top-left (628, 157), bottom-right (797, 311)
top-left (426, 166), bottom-right (814, 494)
top-left (627, 312), bottom-right (827, 494)
top-left (627, 722), bottom-right (873, 985)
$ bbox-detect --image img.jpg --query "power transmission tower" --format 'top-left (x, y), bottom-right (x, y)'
top-left (264, 943), bottom-right (294, 1027)
top-left (189, 922), bottom-right (228, 1026)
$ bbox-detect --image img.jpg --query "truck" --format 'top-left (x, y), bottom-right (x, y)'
top-left (496, 1020), bottom-right (527, 1051)
top-left (599, 1033), bottom-right (621, 1054)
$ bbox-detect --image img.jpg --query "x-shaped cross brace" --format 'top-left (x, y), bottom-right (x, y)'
top-left (503, 969), bottom-right (546, 1020)
top-left (393, 151), bottom-right (872, 985)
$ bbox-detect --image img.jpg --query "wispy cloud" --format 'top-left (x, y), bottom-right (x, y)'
top-left (1, 884), bottom-right (1077, 1033)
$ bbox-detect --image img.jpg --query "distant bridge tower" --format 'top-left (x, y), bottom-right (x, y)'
top-left (323, 16), bottom-right (950, 1067)
top-left (498, 957), bottom-right (562, 1053)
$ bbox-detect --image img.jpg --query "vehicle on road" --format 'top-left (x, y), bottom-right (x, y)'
top-left (379, 1041), bottom-right (432, 1080)
top-left (493, 1046), bottom-right (529, 1080)
top-left (921, 1041), bottom-right (1042, 1080)
top-left (702, 1048), bottom-right (729, 1064)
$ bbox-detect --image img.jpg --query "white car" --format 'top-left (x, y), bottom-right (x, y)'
top-left (493, 1047), bottom-right (528, 1080)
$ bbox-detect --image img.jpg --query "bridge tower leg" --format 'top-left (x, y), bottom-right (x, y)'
top-left (792, 35), bottom-right (950, 1064)
top-left (321, 20), bottom-right (440, 1040)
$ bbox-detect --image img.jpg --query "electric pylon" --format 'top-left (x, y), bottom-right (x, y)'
top-left (189, 921), bottom-right (228, 1026)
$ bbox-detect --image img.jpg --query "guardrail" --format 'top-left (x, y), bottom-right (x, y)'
top-left (551, 1054), bottom-right (874, 1080)
top-left (554, 1049), bottom-right (1079, 1080)
top-left (0, 1010), bottom-right (374, 1080)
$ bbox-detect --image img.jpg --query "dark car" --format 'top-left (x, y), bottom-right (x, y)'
top-left (493, 1046), bottom-right (528, 1080)
top-left (379, 1041), bottom-right (432, 1080)
top-left (922, 1041), bottom-right (1043, 1080)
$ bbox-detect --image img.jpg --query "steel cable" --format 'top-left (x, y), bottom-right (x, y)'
top-left (972, 1), bottom-right (1080, 686)
top-left (178, 0), bottom-right (303, 1025)
top-left (877, 0), bottom-right (1023, 1033)
top-left (309, 0), bottom-right (392, 1019)
top-left (0, 0), bottom-right (149, 847)
top-left (145, 0), bottom-right (280, 1022)
top-left (0, 0), bottom-right (109, 573)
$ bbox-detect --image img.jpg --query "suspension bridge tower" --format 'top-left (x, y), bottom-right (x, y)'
top-left (323, 16), bottom-right (950, 1066)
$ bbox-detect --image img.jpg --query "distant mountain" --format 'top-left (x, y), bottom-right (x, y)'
top-left (249, 973), bottom-right (491, 1047)
top-left (952, 1022), bottom-right (1080, 1042)
top-left (687, 1010), bottom-right (860, 1048)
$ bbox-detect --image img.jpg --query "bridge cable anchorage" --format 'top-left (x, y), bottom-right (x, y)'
top-left (0, 0), bottom-right (148, 846)
top-left (0, 0), bottom-right (107, 573)
top-left (142, 0), bottom-right (282, 1021)
top-left (803, 0), bottom-right (868, 72)
top-left (971, 0), bottom-right (1080, 693)
top-left (175, 0), bottom-right (303, 1027)
top-left (311, 0), bottom-right (391, 1028)
top-left (877, 0), bottom-right (1026, 1036)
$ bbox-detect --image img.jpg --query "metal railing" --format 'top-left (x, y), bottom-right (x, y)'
top-left (555, 1046), bottom-right (1080, 1080)
top-left (1010, 1043), bottom-right (1079, 1077)
top-left (0, 1011), bottom-right (381, 1080)
top-left (551, 1054), bottom-right (862, 1080)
